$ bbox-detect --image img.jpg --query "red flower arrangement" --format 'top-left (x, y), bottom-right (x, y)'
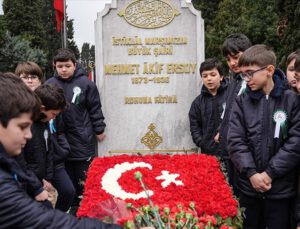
top-left (77, 154), bottom-right (242, 228)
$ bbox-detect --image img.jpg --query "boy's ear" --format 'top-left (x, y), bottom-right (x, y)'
top-left (266, 65), bottom-right (275, 77)
top-left (40, 105), bottom-right (46, 112)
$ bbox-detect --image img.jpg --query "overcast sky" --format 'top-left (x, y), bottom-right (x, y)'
top-left (67, 0), bottom-right (111, 49)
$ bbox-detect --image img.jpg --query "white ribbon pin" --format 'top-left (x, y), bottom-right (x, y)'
top-left (44, 129), bottom-right (49, 151)
top-left (273, 111), bottom-right (287, 138)
top-left (71, 86), bottom-right (81, 103)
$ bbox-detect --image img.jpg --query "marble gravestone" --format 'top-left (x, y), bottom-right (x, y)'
top-left (94, 0), bottom-right (204, 155)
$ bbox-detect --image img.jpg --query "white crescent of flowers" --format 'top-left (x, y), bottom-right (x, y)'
top-left (101, 162), bottom-right (154, 200)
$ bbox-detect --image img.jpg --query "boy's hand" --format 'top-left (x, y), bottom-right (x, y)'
top-left (35, 190), bottom-right (49, 202)
top-left (214, 132), bottom-right (220, 143)
top-left (42, 179), bottom-right (53, 191)
top-left (96, 133), bottom-right (106, 142)
top-left (249, 173), bottom-right (271, 192)
top-left (261, 171), bottom-right (272, 185)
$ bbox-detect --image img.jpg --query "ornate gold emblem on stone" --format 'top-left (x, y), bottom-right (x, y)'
top-left (141, 123), bottom-right (163, 150)
top-left (118, 0), bottom-right (180, 29)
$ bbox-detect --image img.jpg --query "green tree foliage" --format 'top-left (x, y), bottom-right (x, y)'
top-left (192, 0), bottom-right (295, 69)
top-left (0, 32), bottom-right (46, 72)
top-left (3, 0), bottom-right (47, 49)
top-left (80, 43), bottom-right (95, 75)
top-left (191, 0), bottom-right (221, 27)
top-left (0, 15), bottom-right (5, 46)
top-left (2, 0), bottom-right (79, 77)
top-left (41, 0), bottom-right (62, 77)
top-left (67, 18), bottom-right (80, 59)
top-left (275, 0), bottom-right (300, 67)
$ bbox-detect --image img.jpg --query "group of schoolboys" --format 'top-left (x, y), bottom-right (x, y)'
top-left (1, 35), bottom-right (300, 229)
top-left (189, 34), bottom-right (300, 229)
top-left (0, 49), bottom-right (120, 228)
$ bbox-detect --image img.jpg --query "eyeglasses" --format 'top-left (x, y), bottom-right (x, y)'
top-left (241, 66), bottom-right (268, 79)
top-left (20, 74), bottom-right (39, 81)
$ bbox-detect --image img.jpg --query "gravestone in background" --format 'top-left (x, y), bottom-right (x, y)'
top-left (94, 0), bottom-right (204, 155)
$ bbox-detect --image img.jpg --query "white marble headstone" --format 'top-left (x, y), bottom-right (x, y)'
top-left (95, 0), bottom-right (204, 155)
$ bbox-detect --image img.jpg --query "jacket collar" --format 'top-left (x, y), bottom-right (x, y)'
top-left (201, 78), bottom-right (229, 96)
top-left (0, 144), bottom-right (30, 182)
top-left (246, 69), bottom-right (287, 100)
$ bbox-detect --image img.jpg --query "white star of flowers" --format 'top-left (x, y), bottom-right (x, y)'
top-left (155, 170), bottom-right (184, 188)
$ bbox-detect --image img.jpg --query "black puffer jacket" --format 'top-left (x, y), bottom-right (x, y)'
top-left (23, 117), bottom-right (53, 182)
top-left (189, 78), bottom-right (228, 155)
top-left (46, 64), bottom-right (106, 160)
top-left (228, 69), bottom-right (300, 199)
top-left (50, 114), bottom-right (70, 170)
top-left (218, 73), bottom-right (244, 158)
top-left (0, 144), bottom-right (122, 229)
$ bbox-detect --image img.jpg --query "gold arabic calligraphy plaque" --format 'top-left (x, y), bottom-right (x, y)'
top-left (118, 0), bottom-right (181, 29)
top-left (141, 123), bottom-right (163, 150)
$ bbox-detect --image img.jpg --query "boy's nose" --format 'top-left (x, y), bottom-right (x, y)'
top-left (25, 129), bottom-right (32, 140)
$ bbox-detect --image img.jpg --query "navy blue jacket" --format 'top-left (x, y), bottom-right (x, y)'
top-left (50, 114), bottom-right (71, 170)
top-left (23, 117), bottom-right (53, 182)
top-left (46, 64), bottom-right (106, 160)
top-left (0, 144), bottom-right (122, 229)
top-left (228, 69), bottom-right (300, 199)
top-left (218, 73), bottom-right (244, 158)
top-left (189, 78), bottom-right (228, 155)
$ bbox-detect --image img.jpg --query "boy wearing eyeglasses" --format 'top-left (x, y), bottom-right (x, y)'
top-left (228, 44), bottom-right (300, 229)
top-left (15, 61), bottom-right (45, 91)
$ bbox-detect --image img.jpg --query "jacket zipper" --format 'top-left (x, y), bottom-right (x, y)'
top-left (261, 95), bottom-right (270, 170)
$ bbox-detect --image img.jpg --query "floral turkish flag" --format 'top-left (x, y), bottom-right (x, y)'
top-left (77, 154), bottom-right (238, 219)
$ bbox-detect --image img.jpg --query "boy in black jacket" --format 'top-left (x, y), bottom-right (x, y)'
top-left (228, 45), bottom-right (300, 229)
top-left (0, 73), bottom-right (121, 229)
top-left (46, 48), bottom-right (106, 213)
top-left (189, 58), bottom-right (228, 155)
top-left (293, 55), bottom-right (300, 229)
top-left (216, 33), bottom-right (252, 195)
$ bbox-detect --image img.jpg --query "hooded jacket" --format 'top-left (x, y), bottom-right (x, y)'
top-left (189, 78), bottom-right (228, 155)
top-left (46, 64), bottom-right (106, 160)
top-left (50, 114), bottom-right (70, 170)
top-left (228, 69), bottom-right (300, 199)
top-left (23, 116), bottom-right (53, 182)
top-left (218, 73), bottom-right (244, 158)
top-left (0, 143), bottom-right (122, 229)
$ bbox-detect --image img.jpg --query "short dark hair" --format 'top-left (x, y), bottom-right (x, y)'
top-left (238, 44), bottom-right (276, 67)
top-left (53, 48), bottom-right (76, 64)
top-left (34, 84), bottom-right (67, 111)
top-left (200, 58), bottom-right (224, 76)
top-left (0, 72), bottom-right (41, 127)
top-left (222, 33), bottom-right (252, 57)
top-left (295, 56), bottom-right (300, 72)
top-left (15, 61), bottom-right (45, 83)
top-left (286, 50), bottom-right (300, 66)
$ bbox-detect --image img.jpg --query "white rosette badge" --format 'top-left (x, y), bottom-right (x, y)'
top-left (273, 110), bottom-right (288, 139)
top-left (72, 86), bottom-right (81, 105)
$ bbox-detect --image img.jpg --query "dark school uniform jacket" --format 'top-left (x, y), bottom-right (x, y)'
top-left (0, 144), bottom-right (122, 229)
top-left (189, 78), bottom-right (228, 155)
top-left (50, 114), bottom-right (71, 170)
top-left (23, 116), bottom-right (53, 182)
top-left (218, 73), bottom-right (244, 158)
top-left (46, 64), bottom-right (106, 161)
top-left (228, 69), bottom-right (300, 199)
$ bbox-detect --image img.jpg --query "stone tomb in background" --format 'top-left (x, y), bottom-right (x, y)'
top-left (95, 0), bottom-right (204, 155)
